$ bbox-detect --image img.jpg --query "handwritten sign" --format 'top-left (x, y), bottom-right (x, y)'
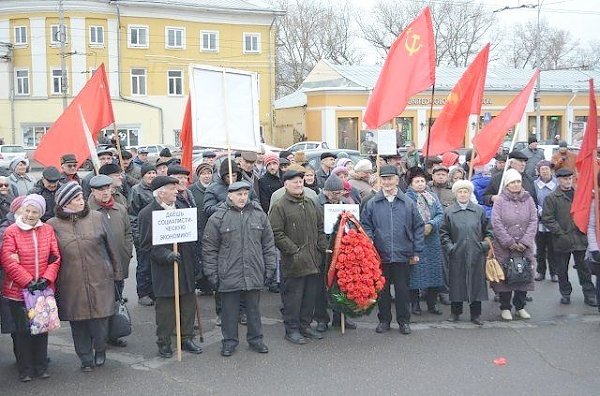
top-left (377, 129), bottom-right (397, 155)
top-left (324, 204), bottom-right (360, 234)
top-left (152, 208), bottom-right (198, 245)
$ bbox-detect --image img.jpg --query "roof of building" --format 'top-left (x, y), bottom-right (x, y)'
top-left (113, 0), bottom-right (284, 14)
top-left (275, 59), bottom-right (600, 110)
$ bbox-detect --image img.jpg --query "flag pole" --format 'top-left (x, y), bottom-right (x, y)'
top-left (424, 84), bottom-right (436, 165)
top-left (468, 122), bottom-right (480, 181)
top-left (594, 150), bottom-right (600, 243)
top-left (498, 125), bottom-right (519, 194)
top-left (112, 122), bottom-right (125, 172)
top-left (173, 242), bottom-right (182, 362)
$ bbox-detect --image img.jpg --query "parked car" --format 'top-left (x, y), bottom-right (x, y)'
top-left (286, 141), bottom-right (329, 153)
top-left (0, 145), bottom-right (27, 169)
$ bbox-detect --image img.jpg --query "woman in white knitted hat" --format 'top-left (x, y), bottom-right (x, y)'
top-left (489, 169), bottom-right (537, 321)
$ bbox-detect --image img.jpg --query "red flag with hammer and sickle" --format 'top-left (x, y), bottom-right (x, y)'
top-left (363, 7), bottom-right (435, 130)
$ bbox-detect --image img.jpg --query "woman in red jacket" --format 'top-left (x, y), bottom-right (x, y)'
top-left (0, 194), bottom-right (61, 382)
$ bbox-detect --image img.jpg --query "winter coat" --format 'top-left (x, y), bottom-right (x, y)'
top-left (128, 182), bottom-right (154, 248)
top-left (440, 202), bottom-right (493, 302)
top-left (0, 193), bottom-right (13, 221)
top-left (551, 151), bottom-right (577, 173)
top-left (240, 169), bottom-right (260, 198)
top-left (269, 186), bottom-right (319, 213)
top-left (483, 169), bottom-right (538, 206)
top-left (203, 199), bottom-right (276, 292)
top-left (9, 173), bottom-right (36, 197)
top-left (189, 181), bottom-right (210, 265)
top-left (269, 191), bottom-right (327, 278)
top-left (88, 197), bottom-right (133, 280)
top-left (29, 180), bottom-right (61, 222)
top-left (521, 147), bottom-right (546, 178)
top-left (405, 188), bottom-right (445, 289)
top-left (125, 162), bottom-right (141, 187)
top-left (348, 175), bottom-right (372, 200)
top-left (204, 178), bottom-right (259, 217)
top-left (534, 177), bottom-right (557, 232)
top-left (138, 199), bottom-right (197, 298)
top-left (541, 188), bottom-right (587, 252)
top-left (361, 189), bottom-right (425, 264)
top-left (315, 167), bottom-right (331, 189)
top-left (471, 173), bottom-right (492, 218)
top-left (490, 189), bottom-right (537, 292)
top-left (1, 221), bottom-right (61, 301)
top-left (59, 172), bottom-right (81, 185)
top-left (258, 172), bottom-right (283, 213)
top-left (428, 181), bottom-right (455, 208)
top-left (47, 205), bottom-right (121, 321)
top-left (176, 189), bottom-right (196, 209)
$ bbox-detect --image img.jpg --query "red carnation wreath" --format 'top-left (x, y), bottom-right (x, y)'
top-left (326, 211), bottom-right (385, 317)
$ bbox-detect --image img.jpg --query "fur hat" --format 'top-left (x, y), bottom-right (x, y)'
top-left (451, 180), bottom-right (474, 195)
top-left (503, 168), bottom-right (522, 189)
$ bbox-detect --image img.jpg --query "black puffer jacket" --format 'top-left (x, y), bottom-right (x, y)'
top-left (29, 180), bottom-right (60, 222)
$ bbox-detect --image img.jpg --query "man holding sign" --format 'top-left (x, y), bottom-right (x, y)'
top-left (138, 176), bottom-right (202, 358)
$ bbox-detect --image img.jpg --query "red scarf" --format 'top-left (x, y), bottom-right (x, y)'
top-left (98, 196), bottom-right (115, 209)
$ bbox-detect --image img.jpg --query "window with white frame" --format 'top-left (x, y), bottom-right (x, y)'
top-left (89, 25), bottom-right (104, 46)
top-left (14, 26), bottom-right (27, 46)
top-left (168, 70), bottom-right (183, 96)
top-left (15, 69), bottom-right (29, 95)
top-left (51, 69), bottom-right (65, 95)
top-left (104, 127), bottom-right (140, 147)
top-left (201, 31), bottom-right (218, 52)
top-left (243, 33), bottom-right (261, 54)
top-left (131, 68), bottom-right (146, 96)
top-left (128, 25), bottom-right (148, 48)
top-left (50, 24), bottom-right (67, 46)
top-left (22, 125), bottom-right (51, 147)
top-left (165, 27), bottom-right (185, 49)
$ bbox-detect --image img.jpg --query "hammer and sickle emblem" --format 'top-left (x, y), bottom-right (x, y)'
top-left (404, 28), bottom-right (422, 56)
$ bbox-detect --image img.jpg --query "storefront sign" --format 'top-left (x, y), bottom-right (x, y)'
top-left (409, 97), bottom-right (492, 106)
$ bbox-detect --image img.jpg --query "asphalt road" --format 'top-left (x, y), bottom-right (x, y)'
top-left (1, 258), bottom-right (599, 395)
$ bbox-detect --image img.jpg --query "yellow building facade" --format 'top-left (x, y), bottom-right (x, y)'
top-left (275, 60), bottom-right (599, 150)
top-left (0, 0), bottom-right (283, 149)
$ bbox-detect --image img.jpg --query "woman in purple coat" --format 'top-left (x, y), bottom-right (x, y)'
top-left (490, 169), bottom-right (537, 321)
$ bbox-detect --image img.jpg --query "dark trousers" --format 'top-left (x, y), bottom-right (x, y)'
top-left (12, 332), bottom-right (48, 376)
top-left (70, 318), bottom-right (109, 365)
top-left (535, 232), bottom-right (556, 276)
top-left (136, 251), bottom-right (153, 299)
top-left (314, 271), bottom-right (330, 324)
top-left (155, 293), bottom-right (196, 346)
top-left (451, 301), bottom-right (482, 317)
top-left (221, 290), bottom-right (262, 348)
top-left (410, 288), bottom-right (439, 309)
top-left (499, 291), bottom-right (527, 311)
top-left (378, 263), bottom-right (410, 324)
top-left (214, 292), bottom-right (246, 316)
top-left (282, 274), bottom-right (319, 332)
top-left (554, 250), bottom-right (595, 298)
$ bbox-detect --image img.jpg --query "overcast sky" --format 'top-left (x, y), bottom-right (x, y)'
top-left (344, 0), bottom-right (600, 64)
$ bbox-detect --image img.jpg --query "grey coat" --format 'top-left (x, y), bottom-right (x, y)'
top-left (203, 200), bottom-right (276, 292)
top-left (440, 202), bottom-right (493, 302)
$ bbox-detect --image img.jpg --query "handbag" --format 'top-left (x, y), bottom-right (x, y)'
top-left (503, 254), bottom-right (533, 285)
top-left (109, 285), bottom-right (132, 339)
top-left (485, 244), bottom-right (505, 283)
top-left (22, 288), bottom-right (61, 335)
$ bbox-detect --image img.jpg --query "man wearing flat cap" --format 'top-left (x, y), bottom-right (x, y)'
top-left (521, 136), bottom-right (545, 178)
top-left (269, 169), bottom-right (328, 345)
top-left (133, 147), bottom-right (149, 167)
top-left (29, 166), bottom-right (61, 222)
top-left (238, 151), bottom-right (260, 197)
top-left (88, 174), bottom-right (133, 347)
top-left (483, 150), bottom-right (538, 206)
top-left (121, 150), bottom-right (141, 187)
top-left (81, 149), bottom-right (114, 199)
top-left (167, 165), bottom-right (196, 209)
top-left (541, 168), bottom-right (596, 307)
top-left (59, 154), bottom-right (82, 185)
top-left (138, 176), bottom-right (203, 358)
top-left (315, 152), bottom-right (336, 189)
top-left (99, 163), bottom-right (129, 207)
top-left (203, 181), bottom-right (276, 356)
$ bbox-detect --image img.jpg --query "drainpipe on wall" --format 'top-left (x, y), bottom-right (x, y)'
top-left (111, 1), bottom-right (165, 144)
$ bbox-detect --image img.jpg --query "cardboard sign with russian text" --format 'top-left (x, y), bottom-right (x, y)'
top-left (152, 208), bottom-right (198, 245)
top-left (324, 204), bottom-right (360, 235)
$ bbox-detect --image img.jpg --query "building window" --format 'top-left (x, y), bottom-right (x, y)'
top-left (395, 117), bottom-right (413, 147)
top-left (51, 69), bottom-right (65, 95)
top-left (168, 70), bottom-right (183, 96)
top-left (128, 25), bottom-right (148, 48)
top-left (22, 125), bottom-right (51, 147)
top-left (337, 117), bottom-right (358, 150)
top-left (243, 33), bottom-right (261, 54)
top-left (165, 27), bottom-right (185, 49)
top-left (50, 24), bottom-right (67, 46)
top-left (89, 25), bottom-right (104, 46)
top-left (131, 68), bottom-right (146, 96)
top-left (15, 69), bottom-right (29, 96)
top-left (104, 127), bottom-right (140, 147)
top-left (201, 31), bottom-right (219, 52)
top-left (14, 26), bottom-right (27, 46)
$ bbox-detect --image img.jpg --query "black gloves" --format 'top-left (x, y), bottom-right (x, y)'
top-left (27, 278), bottom-right (49, 293)
top-left (27, 281), bottom-right (38, 293)
top-left (167, 251), bottom-right (182, 264)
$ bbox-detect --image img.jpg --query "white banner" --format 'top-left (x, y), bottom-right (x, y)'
top-left (152, 208), bottom-right (198, 245)
top-left (189, 65), bottom-right (261, 152)
top-left (323, 204), bottom-right (360, 235)
top-left (377, 129), bottom-right (397, 155)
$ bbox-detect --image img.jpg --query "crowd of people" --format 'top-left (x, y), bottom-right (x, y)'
top-left (0, 137), bottom-right (599, 382)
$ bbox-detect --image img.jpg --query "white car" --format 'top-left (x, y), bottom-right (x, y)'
top-left (286, 141), bottom-right (329, 153)
top-left (0, 145), bottom-right (27, 168)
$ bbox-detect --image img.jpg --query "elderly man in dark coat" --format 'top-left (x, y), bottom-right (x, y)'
top-left (203, 181), bottom-right (276, 357)
top-left (138, 176), bottom-right (203, 358)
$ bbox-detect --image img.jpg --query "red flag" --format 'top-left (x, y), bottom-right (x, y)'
top-left (180, 96), bottom-right (193, 177)
top-left (363, 7), bottom-right (435, 129)
top-left (471, 70), bottom-right (540, 166)
top-left (571, 79), bottom-right (597, 233)
top-left (34, 64), bottom-right (114, 169)
top-left (423, 44), bottom-right (489, 156)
